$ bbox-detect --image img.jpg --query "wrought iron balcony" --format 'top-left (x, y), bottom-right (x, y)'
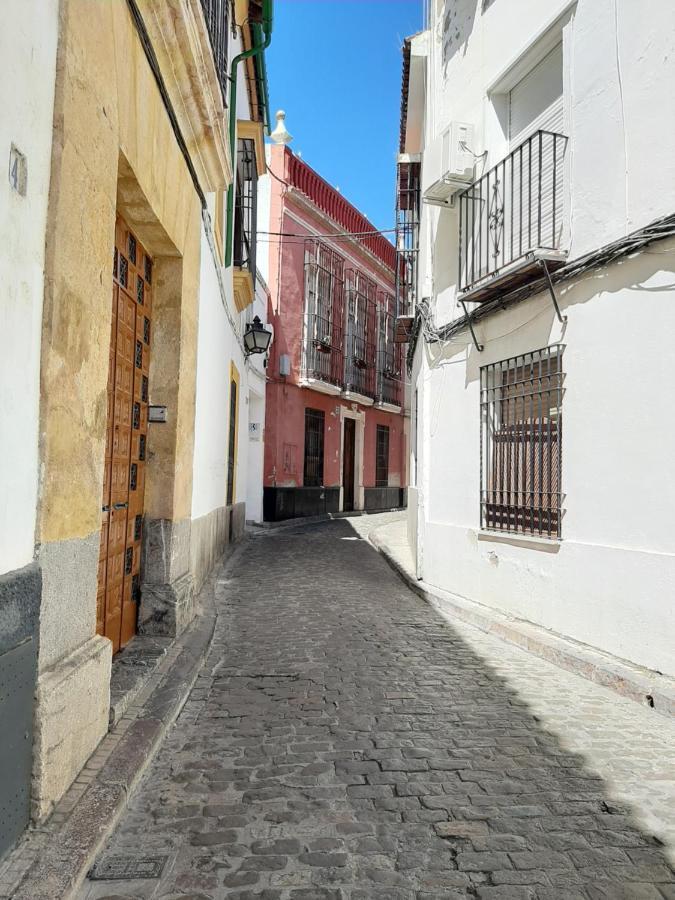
top-left (395, 159), bottom-right (421, 341)
top-left (344, 269), bottom-right (377, 400)
top-left (302, 241), bottom-right (345, 389)
top-left (344, 334), bottom-right (376, 399)
top-left (304, 312), bottom-right (344, 388)
top-left (458, 130), bottom-right (568, 302)
top-left (376, 298), bottom-right (403, 407)
top-left (200, 0), bottom-right (229, 100)
top-left (302, 242), bottom-right (401, 404)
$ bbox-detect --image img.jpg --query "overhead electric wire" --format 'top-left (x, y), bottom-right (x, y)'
top-left (407, 211), bottom-right (675, 373)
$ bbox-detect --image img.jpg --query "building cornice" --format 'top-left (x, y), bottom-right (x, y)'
top-left (140, 0), bottom-right (232, 192)
top-left (285, 196), bottom-right (395, 284)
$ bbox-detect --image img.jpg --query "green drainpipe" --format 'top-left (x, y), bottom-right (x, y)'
top-left (225, 0), bottom-right (273, 268)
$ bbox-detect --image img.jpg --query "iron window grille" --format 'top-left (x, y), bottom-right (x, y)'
top-left (303, 408), bottom-right (325, 487)
top-left (344, 268), bottom-right (377, 399)
top-left (458, 130), bottom-right (567, 293)
top-left (303, 240), bottom-right (345, 387)
top-left (395, 160), bottom-right (420, 318)
top-left (480, 345), bottom-right (564, 538)
top-left (199, 0), bottom-right (229, 102)
top-left (375, 425), bottom-right (390, 488)
top-left (376, 291), bottom-right (403, 406)
top-left (234, 138), bottom-right (257, 274)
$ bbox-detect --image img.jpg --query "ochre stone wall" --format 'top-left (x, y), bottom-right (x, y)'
top-left (33, 0), bottom-right (212, 819)
top-left (39, 0), bottom-right (202, 549)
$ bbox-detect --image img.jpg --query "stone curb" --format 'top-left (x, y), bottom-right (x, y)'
top-left (369, 524), bottom-right (675, 720)
top-left (9, 539), bottom-right (249, 900)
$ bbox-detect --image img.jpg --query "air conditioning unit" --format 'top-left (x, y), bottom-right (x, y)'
top-left (422, 122), bottom-right (475, 206)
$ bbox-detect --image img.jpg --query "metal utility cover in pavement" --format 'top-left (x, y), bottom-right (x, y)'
top-left (88, 855), bottom-right (168, 881)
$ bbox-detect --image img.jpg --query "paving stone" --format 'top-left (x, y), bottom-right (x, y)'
top-left (71, 517), bottom-right (675, 900)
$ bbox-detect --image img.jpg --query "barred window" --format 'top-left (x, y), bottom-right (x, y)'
top-left (233, 138), bottom-right (257, 273)
top-left (303, 240), bottom-right (345, 387)
top-left (375, 425), bottom-right (390, 488)
top-left (480, 346), bottom-right (564, 538)
top-left (303, 408), bottom-right (325, 487)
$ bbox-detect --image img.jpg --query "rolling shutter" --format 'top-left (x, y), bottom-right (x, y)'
top-left (509, 43), bottom-right (564, 147)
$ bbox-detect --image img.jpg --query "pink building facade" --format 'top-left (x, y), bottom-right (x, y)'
top-left (262, 138), bottom-right (408, 521)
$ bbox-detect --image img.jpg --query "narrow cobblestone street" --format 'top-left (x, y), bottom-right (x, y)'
top-left (78, 518), bottom-right (675, 900)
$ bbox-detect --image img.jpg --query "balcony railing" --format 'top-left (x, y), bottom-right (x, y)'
top-left (395, 160), bottom-right (420, 327)
top-left (303, 241), bottom-right (345, 388)
top-left (200, 0), bottom-right (229, 101)
top-left (344, 269), bottom-right (377, 399)
top-left (303, 242), bottom-right (402, 405)
top-left (234, 138), bottom-right (257, 273)
top-left (458, 130), bottom-right (568, 299)
top-left (377, 302), bottom-right (403, 407)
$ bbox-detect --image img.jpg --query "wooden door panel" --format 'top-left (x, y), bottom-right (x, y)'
top-left (96, 218), bottom-right (153, 654)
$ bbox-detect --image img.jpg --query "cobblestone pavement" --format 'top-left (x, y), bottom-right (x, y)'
top-left (78, 518), bottom-right (675, 900)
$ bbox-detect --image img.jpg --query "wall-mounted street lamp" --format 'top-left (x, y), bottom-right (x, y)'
top-left (244, 316), bottom-right (273, 356)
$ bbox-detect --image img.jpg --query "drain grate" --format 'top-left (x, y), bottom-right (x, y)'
top-left (88, 855), bottom-right (168, 881)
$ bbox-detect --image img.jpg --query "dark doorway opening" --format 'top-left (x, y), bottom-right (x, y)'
top-left (342, 418), bottom-right (356, 512)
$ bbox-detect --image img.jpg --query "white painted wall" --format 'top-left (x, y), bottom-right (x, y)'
top-left (191, 222), bottom-right (245, 519)
top-left (0, 2), bottom-right (59, 575)
top-left (191, 14), bottom-right (273, 524)
top-left (422, 0), bottom-right (675, 329)
top-left (244, 273), bottom-right (269, 524)
top-left (409, 0), bottom-right (675, 675)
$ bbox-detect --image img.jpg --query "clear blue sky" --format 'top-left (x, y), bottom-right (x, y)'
top-left (266, 0), bottom-right (423, 235)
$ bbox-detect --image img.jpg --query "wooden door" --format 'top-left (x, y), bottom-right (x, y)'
top-left (97, 217), bottom-right (152, 654)
top-left (342, 418), bottom-right (356, 512)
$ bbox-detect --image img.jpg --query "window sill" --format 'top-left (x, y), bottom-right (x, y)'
top-left (476, 529), bottom-right (561, 553)
top-left (233, 267), bottom-right (254, 312)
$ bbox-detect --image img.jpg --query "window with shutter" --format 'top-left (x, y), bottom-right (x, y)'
top-left (509, 43), bottom-right (564, 148)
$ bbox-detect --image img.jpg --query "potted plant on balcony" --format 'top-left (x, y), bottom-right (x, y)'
top-left (314, 335), bottom-right (332, 353)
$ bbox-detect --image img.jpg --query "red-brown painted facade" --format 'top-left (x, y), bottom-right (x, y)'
top-left (263, 144), bottom-right (407, 521)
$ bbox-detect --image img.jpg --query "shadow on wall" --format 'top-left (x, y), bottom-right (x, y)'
top-left (241, 518), bottom-right (675, 890)
top-left (440, 0), bottom-right (480, 72)
top-left (425, 238), bottom-right (675, 392)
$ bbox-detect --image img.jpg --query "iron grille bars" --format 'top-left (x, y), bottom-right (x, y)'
top-left (480, 345), bottom-right (564, 538)
top-left (303, 240), bottom-right (345, 387)
top-left (395, 160), bottom-right (420, 318)
top-left (375, 424), bottom-right (390, 487)
top-left (458, 130), bottom-right (567, 293)
top-left (303, 408), bottom-right (325, 487)
top-left (377, 291), bottom-right (403, 406)
top-left (344, 268), bottom-right (377, 399)
top-left (199, 0), bottom-right (229, 102)
top-left (234, 138), bottom-right (258, 273)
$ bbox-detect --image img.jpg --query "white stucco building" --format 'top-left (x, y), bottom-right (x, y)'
top-left (398, 0), bottom-right (675, 678)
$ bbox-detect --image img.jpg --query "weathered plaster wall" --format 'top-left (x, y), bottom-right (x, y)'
top-left (263, 382), bottom-right (404, 494)
top-left (34, 0), bottom-right (204, 816)
top-left (0, 0), bottom-right (59, 576)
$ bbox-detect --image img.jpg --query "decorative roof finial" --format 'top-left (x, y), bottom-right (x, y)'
top-left (270, 109), bottom-right (293, 145)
